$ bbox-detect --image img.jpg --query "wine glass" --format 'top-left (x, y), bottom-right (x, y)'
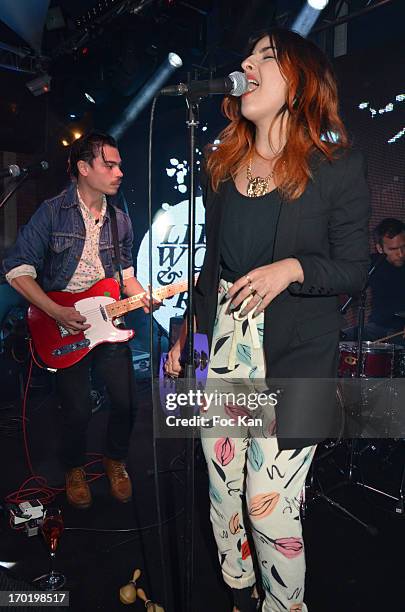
top-left (34, 507), bottom-right (66, 590)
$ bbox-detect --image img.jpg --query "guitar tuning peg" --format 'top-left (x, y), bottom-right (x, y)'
top-left (136, 588), bottom-right (165, 611)
top-left (119, 568), bottom-right (142, 604)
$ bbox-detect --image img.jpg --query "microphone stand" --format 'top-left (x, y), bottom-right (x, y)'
top-left (182, 92), bottom-right (199, 612)
top-left (0, 173), bottom-right (30, 210)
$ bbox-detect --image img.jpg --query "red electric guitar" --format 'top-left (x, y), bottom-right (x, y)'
top-left (28, 277), bottom-right (191, 369)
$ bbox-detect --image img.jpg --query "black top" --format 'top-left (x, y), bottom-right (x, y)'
top-left (194, 148), bottom-right (370, 449)
top-left (220, 180), bottom-right (282, 282)
top-left (369, 256), bottom-right (405, 329)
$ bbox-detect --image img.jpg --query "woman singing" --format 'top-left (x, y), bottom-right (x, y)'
top-left (165, 28), bottom-right (370, 612)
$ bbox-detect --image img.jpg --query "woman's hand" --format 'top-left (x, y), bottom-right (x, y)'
top-left (226, 258), bottom-right (304, 317)
top-left (164, 338), bottom-right (184, 378)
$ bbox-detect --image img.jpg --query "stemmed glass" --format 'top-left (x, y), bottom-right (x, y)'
top-left (34, 507), bottom-right (66, 590)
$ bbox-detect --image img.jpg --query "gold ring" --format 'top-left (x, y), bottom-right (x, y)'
top-left (245, 274), bottom-right (252, 283)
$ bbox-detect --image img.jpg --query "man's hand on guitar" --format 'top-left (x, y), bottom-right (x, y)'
top-left (140, 287), bottom-right (162, 314)
top-left (51, 304), bottom-right (91, 335)
top-left (165, 339), bottom-right (183, 378)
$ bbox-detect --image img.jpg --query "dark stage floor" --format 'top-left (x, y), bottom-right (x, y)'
top-left (0, 374), bottom-right (404, 612)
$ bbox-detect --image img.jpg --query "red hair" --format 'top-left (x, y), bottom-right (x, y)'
top-left (206, 28), bottom-right (349, 200)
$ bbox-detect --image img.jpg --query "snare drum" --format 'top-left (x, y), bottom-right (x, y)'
top-left (338, 341), bottom-right (395, 378)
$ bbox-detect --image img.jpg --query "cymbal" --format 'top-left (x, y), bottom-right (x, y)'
top-left (395, 312), bottom-right (405, 319)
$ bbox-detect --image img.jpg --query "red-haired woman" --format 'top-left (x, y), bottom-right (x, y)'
top-left (165, 28), bottom-right (370, 612)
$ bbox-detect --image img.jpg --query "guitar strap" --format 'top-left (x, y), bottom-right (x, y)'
top-left (108, 203), bottom-right (125, 294)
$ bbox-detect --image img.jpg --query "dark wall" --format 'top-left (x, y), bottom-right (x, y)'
top-left (335, 38), bottom-right (405, 238)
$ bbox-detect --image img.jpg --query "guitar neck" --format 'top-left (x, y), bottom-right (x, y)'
top-left (105, 279), bottom-right (190, 319)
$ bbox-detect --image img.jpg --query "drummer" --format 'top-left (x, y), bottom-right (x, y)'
top-left (343, 217), bottom-right (405, 345)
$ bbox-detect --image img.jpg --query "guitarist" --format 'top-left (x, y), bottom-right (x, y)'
top-left (2, 131), bottom-right (157, 509)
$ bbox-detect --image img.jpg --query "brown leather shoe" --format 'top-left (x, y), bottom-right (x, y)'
top-left (103, 457), bottom-right (132, 503)
top-left (65, 467), bottom-right (92, 509)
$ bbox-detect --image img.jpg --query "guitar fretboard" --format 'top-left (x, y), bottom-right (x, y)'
top-left (105, 279), bottom-right (190, 319)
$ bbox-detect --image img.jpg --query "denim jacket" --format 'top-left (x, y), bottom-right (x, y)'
top-left (2, 181), bottom-right (134, 292)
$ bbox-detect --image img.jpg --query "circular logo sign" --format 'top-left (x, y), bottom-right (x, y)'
top-left (136, 196), bottom-right (206, 332)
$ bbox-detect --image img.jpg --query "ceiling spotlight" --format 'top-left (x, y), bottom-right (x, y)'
top-left (168, 53), bottom-right (183, 68)
top-left (84, 92), bottom-right (96, 104)
top-left (61, 139), bottom-right (69, 147)
top-left (73, 131), bottom-right (82, 140)
top-left (26, 74), bottom-right (52, 96)
top-left (307, 0), bottom-right (329, 8)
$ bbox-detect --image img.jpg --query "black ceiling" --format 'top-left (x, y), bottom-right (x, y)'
top-left (0, 0), bottom-right (403, 152)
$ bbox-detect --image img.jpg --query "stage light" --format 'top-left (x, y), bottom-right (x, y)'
top-left (61, 139), bottom-right (69, 146)
top-left (292, 0), bottom-right (329, 37)
top-left (168, 53), bottom-right (182, 68)
top-left (26, 74), bottom-right (51, 96)
top-left (69, 113), bottom-right (77, 119)
top-left (307, 0), bottom-right (329, 8)
top-left (84, 92), bottom-right (96, 104)
top-left (73, 131), bottom-right (82, 140)
top-left (111, 52), bottom-right (183, 140)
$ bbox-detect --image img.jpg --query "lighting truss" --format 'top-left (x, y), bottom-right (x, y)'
top-left (0, 41), bottom-right (46, 74)
top-left (51, 0), bottom-right (157, 60)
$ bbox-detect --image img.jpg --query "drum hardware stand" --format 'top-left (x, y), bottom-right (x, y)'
top-left (303, 392), bottom-right (378, 534)
top-left (340, 255), bottom-right (385, 482)
top-left (354, 471), bottom-right (405, 515)
top-left (341, 254), bottom-right (405, 515)
top-left (303, 260), bottom-right (386, 531)
top-left (396, 461), bottom-right (405, 515)
top-left (351, 436), bottom-right (405, 516)
top-left (303, 458), bottom-right (378, 534)
top-left (336, 256), bottom-right (405, 516)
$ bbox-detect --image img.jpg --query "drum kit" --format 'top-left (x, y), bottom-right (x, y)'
top-left (306, 316), bottom-right (405, 524)
top-left (338, 340), bottom-right (405, 379)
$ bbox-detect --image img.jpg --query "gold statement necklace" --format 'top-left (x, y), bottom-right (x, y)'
top-left (246, 158), bottom-right (275, 197)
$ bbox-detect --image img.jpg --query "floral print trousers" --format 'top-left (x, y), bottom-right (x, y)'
top-left (201, 281), bottom-right (316, 612)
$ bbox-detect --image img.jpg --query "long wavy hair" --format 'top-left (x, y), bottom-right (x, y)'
top-left (206, 28), bottom-right (349, 200)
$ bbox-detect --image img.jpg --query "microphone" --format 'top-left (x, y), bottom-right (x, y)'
top-left (0, 164), bottom-right (21, 179)
top-left (21, 161), bottom-right (49, 174)
top-left (0, 161), bottom-right (49, 180)
top-left (160, 71), bottom-right (248, 98)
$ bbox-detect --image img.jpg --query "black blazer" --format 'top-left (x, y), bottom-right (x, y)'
top-left (194, 148), bottom-right (371, 449)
